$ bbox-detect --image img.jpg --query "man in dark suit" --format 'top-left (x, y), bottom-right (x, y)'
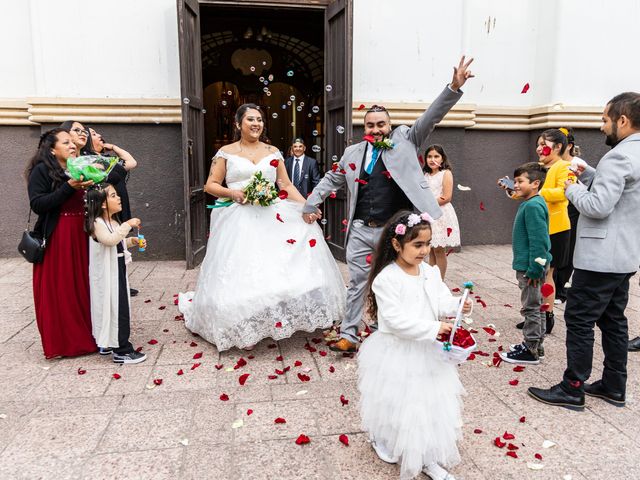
top-left (284, 138), bottom-right (321, 198)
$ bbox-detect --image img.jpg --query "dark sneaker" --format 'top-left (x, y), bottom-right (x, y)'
top-left (584, 380), bottom-right (625, 407)
top-left (98, 347), bottom-right (113, 356)
top-left (500, 343), bottom-right (539, 365)
top-left (113, 351), bottom-right (147, 364)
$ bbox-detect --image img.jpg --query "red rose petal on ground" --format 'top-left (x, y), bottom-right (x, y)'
top-left (295, 434), bottom-right (311, 445)
top-left (173, 298), bottom-right (178, 305)
top-left (483, 327), bottom-right (496, 335)
top-left (247, 409), bottom-right (253, 415)
top-left (535, 453), bottom-right (543, 460)
top-left (473, 428), bottom-right (483, 434)
top-left (339, 434), bottom-right (349, 446)
top-left (276, 213), bottom-right (284, 223)
top-left (506, 451), bottom-right (518, 458)
top-left (215, 364), bottom-right (223, 370)
top-left (148, 339), bottom-right (158, 345)
top-left (358, 104), bottom-right (366, 110)
top-left (276, 355), bottom-right (284, 361)
top-left (479, 202), bottom-right (485, 211)
top-left (309, 239), bottom-right (317, 247)
top-left (219, 393), bottom-right (229, 401)
top-left (503, 432), bottom-right (515, 440)
top-left (248, 355), bottom-right (255, 359)
top-left (381, 170), bottom-right (391, 179)
top-left (112, 373), bottom-right (121, 379)
top-left (175, 315), bottom-right (184, 321)
top-left (278, 190), bottom-right (288, 200)
top-left (239, 373), bottom-right (250, 385)
top-left (77, 368), bottom-right (86, 375)
top-left (319, 351), bottom-right (327, 357)
top-left (521, 83), bottom-right (530, 94)
top-left (268, 375), bottom-right (278, 380)
top-left (477, 299), bottom-right (487, 308)
top-left (447, 227), bottom-right (453, 237)
top-left (153, 378), bottom-right (163, 385)
top-left (297, 373), bottom-right (310, 382)
top-left (177, 369), bottom-right (184, 376)
top-left (452, 288), bottom-right (461, 292)
top-left (540, 283), bottom-right (554, 297)
top-left (467, 353), bottom-right (476, 361)
top-left (189, 341), bottom-right (197, 347)
top-left (191, 363), bottom-right (201, 370)
top-left (519, 416), bottom-right (526, 423)
top-left (274, 417), bottom-right (287, 424)
top-left (513, 365), bottom-right (526, 372)
top-left (294, 360), bottom-right (302, 367)
top-left (328, 365), bottom-right (335, 373)
top-left (340, 394), bottom-right (349, 406)
top-left (348, 163), bottom-right (356, 171)
top-left (492, 356), bottom-right (503, 367)
top-left (494, 437), bottom-right (506, 448)
top-left (234, 358), bottom-right (247, 369)
top-left (509, 379), bottom-right (519, 386)
top-left (275, 369), bottom-right (285, 375)
top-left (144, 299), bottom-right (151, 303)
top-left (507, 443), bottom-right (519, 451)
top-left (159, 306), bottom-right (166, 310)
top-left (504, 304), bottom-right (513, 308)
top-left (270, 159), bottom-right (279, 167)
top-left (136, 346), bottom-right (143, 352)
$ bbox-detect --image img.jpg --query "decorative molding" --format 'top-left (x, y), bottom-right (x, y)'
top-left (0, 100), bottom-right (36, 125)
top-left (352, 102), bottom-right (604, 130)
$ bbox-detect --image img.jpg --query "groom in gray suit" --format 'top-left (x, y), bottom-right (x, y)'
top-left (302, 57), bottom-right (474, 352)
top-left (529, 92), bottom-right (640, 409)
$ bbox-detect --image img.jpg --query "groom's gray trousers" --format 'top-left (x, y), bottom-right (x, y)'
top-left (341, 225), bottom-right (384, 343)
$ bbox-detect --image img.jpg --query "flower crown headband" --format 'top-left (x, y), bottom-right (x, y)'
top-left (394, 212), bottom-right (434, 235)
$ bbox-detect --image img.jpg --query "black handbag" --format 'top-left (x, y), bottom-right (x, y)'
top-left (18, 210), bottom-right (46, 264)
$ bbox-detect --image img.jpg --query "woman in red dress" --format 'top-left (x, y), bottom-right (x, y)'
top-left (26, 128), bottom-right (97, 358)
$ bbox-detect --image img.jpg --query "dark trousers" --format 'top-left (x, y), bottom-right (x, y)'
top-left (554, 209), bottom-right (579, 299)
top-left (114, 254), bottom-right (134, 355)
top-left (561, 268), bottom-right (634, 395)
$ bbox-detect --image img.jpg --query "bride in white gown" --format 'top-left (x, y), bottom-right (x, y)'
top-left (179, 104), bottom-right (346, 351)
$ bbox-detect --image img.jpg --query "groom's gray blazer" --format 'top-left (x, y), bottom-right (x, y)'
top-left (303, 86), bottom-right (463, 233)
top-left (566, 132), bottom-right (640, 274)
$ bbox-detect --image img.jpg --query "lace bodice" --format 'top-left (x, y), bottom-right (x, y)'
top-left (215, 150), bottom-right (283, 190)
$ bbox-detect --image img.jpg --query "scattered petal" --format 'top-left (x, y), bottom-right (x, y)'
top-left (535, 453), bottom-right (543, 460)
top-left (355, 178), bottom-right (368, 185)
top-left (494, 437), bottom-right (507, 448)
top-left (542, 440), bottom-right (556, 449)
top-left (231, 419), bottom-right (244, 429)
top-left (247, 409), bottom-right (253, 415)
top-left (540, 303), bottom-right (551, 312)
top-left (509, 379), bottom-right (519, 386)
top-left (365, 254), bottom-right (372, 265)
top-left (503, 304), bottom-right (513, 308)
top-left (267, 375), bottom-right (278, 380)
top-left (276, 213), bottom-right (284, 223)
top-left (148, 339), bottom-right (158, 345)
top-left (309, 239), bottom-right (317, 247)
top-left (477, 299), bottom-right (487, 308)
top-left (479, 201), bottom-right (486, 211)
top-left (189, 341), bottom-right (198, 347)
top-left (144, 299), bottom-right (151, 303)
top-left (214, 364), bottom-right (224, 370)
top-left (507, 443), bottom-right (519, 451)
top-left (112, 373), bottom-right (121, 380)
top-left (275, 321), bottom-right (283, 328)
top-left (329, 191), bottom-right (337, 198)
top-left (295, 434), bottom-right (311, 445)
top-left (348, 163), bottom-right (356, 171)
top-left (503, 432), bottom-right (515, 440)
top-left (457, 184), bottom-right (471, 191)
top-left (381, 170), bottom-right (391, 179)
top-left (159, 306), bottom-right (166, 310)
top-left (239, 373), bottom-right (250, 385)
top-left (483, 326), bottom-right (496, 335)
top-left (513, 365), bottom-right (526, 372)
top-left (297, 373), bottom-right (311, 382)
top-left (220, 393), bottom-right (229, 401)
top-left (506, 451), bottom-right (518, 459)
top-left (358, 104), bottom-right (366, 110)
top-left (278, 190), bottom-right (288, 200)
top-left (319, 350), bottom-right (327, 357)
top-left (193, 352), bottom-right (203, 359)
top-left (177, 369), bottom-right (184, 376)
top-left (294, 361), bottom-right (302, 367)
top-left (446, 227), bottom-right (453, 237)
top-left (276, 355), bottom-right (284, 361)
top-left (452, 288), bottom-right (461, 293)
top-left (328, 365), bottom-right (335, 373)
top-left (274, 417), bottom-right (287, 424)
top-left (296, 390), bottom-right (308, 395)
top-left (234, 358), bottom-right (248, 369)
top-left (153, 378), bottom-right (163, 386)
top-left (519, 416), bottom-right (526, 423)
top-left (340, 394), bottom-right (349, 406)
top-left (339, 434), bottom-right (349, 446)
top-left (540, 283), bottom-right (555, 297)
top-left (270, 159), bottom-right (279, 168)
top-left (179, 438), bottom-right (189, 446)
top-left (286, 238), bottom-right (297, 244)
top-left (527, 462), bottom-right (545, 470)
top-left (77, 368), bottom-right (87, 375)
top-left (521, 83), bottom-right (530, 94)
top-left (473, 428), bottom-right (483, 434)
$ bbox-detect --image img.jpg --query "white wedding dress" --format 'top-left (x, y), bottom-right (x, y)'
top-left (179, 150), bottom-right (346, 351)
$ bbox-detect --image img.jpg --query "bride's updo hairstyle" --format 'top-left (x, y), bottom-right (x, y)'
top-left (365, 210), bottom-right (432, 320)
top-left (233, 103), bottom-right (270, 143)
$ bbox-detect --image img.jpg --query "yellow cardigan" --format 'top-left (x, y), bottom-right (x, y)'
top-left (539, 159), bottom-right (571, 234)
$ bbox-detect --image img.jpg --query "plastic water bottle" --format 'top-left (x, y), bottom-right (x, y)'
top-left (138, 233), bottom-right (145, 252)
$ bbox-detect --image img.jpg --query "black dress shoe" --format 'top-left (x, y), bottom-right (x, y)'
top-left (527, 384), bottom-right (585, 411)
top-left (584, 380), bottom-right (625, 407)
top-left (628, 336), bottom-right (640, 352)
top-left (130, 288), bottom-right (139, 297)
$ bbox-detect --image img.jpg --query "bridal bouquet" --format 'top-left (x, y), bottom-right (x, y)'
top-left (243, 171), bottom-right (279, 206)
top-left (66, 155), bottom-right (118, 183)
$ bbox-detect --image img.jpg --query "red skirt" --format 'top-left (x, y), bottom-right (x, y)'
top-left (33, 197), bottom-right (96, 358)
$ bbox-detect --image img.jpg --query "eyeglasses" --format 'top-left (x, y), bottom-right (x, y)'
top-left (71, 128), bottom-right (88, 136)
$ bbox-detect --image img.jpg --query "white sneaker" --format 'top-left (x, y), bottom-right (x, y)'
top-left (423, 463), bottom-right (456, 480)
top-left (371, 440), bottom-right (399, 464)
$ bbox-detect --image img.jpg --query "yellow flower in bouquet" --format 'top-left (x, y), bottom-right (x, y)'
top-left (243, 171), bottom-right (279, 206)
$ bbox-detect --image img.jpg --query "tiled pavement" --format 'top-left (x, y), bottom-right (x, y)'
top-left (1, 245), bottom-right (639, 480)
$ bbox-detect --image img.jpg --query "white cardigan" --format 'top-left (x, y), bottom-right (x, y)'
top-left (372, 262), bottom-right (463, 342)
top-left (89, 219), bottom-right (136, 348)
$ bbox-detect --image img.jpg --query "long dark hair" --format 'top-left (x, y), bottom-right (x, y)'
top-left (233, 103), bottom-right (270, 143)
top-left (422, 144), bottom-right (452, 174)
top-left (24, 128), bottom-right (69, 186)
top-left (365, 210), bottom-right (432, 321)
top-left (84, 184), bottom-right (117, 236)
top-left (60, 120), bottom-right (96, 155)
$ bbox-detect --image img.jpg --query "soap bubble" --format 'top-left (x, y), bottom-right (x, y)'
top-left (307, 113), bottom-right (312, 118)
top-left (299, 102), bottom-right (305, 107)
top-left (325, 84), bottom-right (333, 92)
top-left (331, 155), bottom-right (338, 161)
top-left (336, 125), bottom-right (345, 134)
top-left (266, 91), bottom-right (272, 96)
top-left (287, 70), bottom-right (294, 77)
top-left (272, 113), bottom-right (278, 119)
top-left (182, 98), bottom-right (190, 105)
top-left (287, 101), bottom-right (292, 106)
top-left (311, 145), bottom-right (321, 153)
top-left (312, 130), bottom-right (318, 136)
top-left (227, 90), bottom-right (232, 95)
top-left (250, 66), bottom-right (256, 72)
top-left (202, 109), bottom-right (207, 114)
top-left (296, 106), bottom-right (302, 112)
top-left (268, 74), bottom-right (274, 81)
top-left (262, 61), bottom-right (267, 66)
top-left (221, 100), bottom-right (227, 106)
top-left (312, 106), bottom-right (320, 113)
top-left (263, 87), bottom-right (269, 93)
top-left (281, 104), bottom-right (287, 109)
top-left (320, 219), bottom-right (328, 225)
top-left (290, 95), bottom-right (296, 101)
top-left (290, 122), bottom-right (295, 127)
top-left (259, 76), bottom-right (265, 82)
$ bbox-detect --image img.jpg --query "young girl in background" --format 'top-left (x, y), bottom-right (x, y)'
top-left (85, 184), bottom-right (147, 364)
top-left (422, 145), bottom-right (460, 280)
top-left (358, 210), bottom-right (471, 480)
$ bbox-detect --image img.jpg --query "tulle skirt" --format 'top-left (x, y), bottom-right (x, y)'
top-left (357, 331), bottom-right (465, 480)
top-left (179, 199), bottom-right (346, 351)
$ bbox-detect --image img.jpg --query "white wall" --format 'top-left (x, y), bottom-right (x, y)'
top-left (0, 0), bottom-right (36, 97)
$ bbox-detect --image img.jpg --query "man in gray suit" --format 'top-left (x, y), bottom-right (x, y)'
top-left (529, 92), bottom-right (640, 410)
top-left (302, 56), bottom-right (474, 353)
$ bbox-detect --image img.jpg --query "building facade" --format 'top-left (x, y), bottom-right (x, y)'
top-left (2, 0), bottom-right (637, 264)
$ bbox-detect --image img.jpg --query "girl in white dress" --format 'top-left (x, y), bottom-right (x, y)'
top-left (358, 210), bottom-right (471, 480)
top-left (179, 104), bottom-right (345, 351)
top-left (423, 145), bottom-right (461, 280)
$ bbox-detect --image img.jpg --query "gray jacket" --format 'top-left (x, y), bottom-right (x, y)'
top-left (567, 132), bottom-right (640, 273)
top-left (303, 86), bottom-right (462, 233)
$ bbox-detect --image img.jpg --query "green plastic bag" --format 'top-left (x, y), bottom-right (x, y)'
top-left (66, 155), bottom-right (118, 183)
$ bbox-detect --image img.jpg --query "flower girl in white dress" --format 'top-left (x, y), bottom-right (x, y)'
top-left (357, 210), bottom-right (471, 480)
top-left (179, 104), bottom-right (345, 351)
